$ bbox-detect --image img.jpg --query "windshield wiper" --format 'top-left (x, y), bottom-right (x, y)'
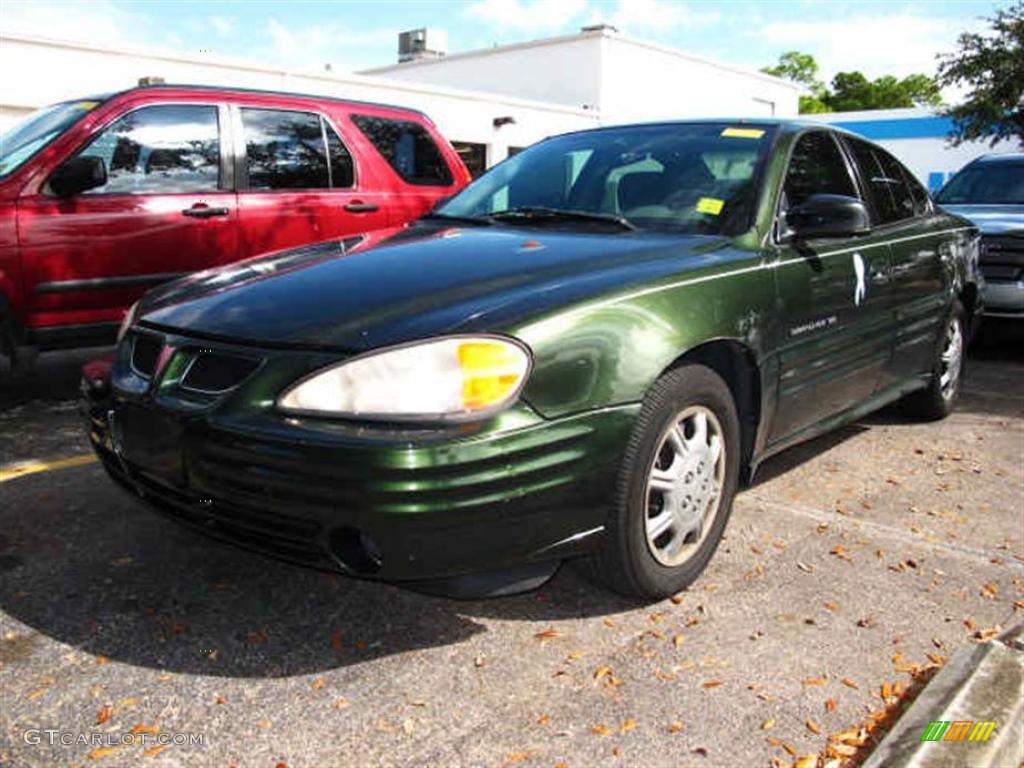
top-left (487, 206), bottom-right (637, 231)
top-left (420, 212), bottom-right (494, 226)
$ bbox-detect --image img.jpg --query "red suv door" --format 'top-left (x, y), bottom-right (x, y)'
top-left (231, 102), bottom-right (388, 258)
top-left (16, 100), bottom-right (239, 337)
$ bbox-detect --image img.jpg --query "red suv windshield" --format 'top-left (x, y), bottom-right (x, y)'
top-left (0, 98), bottom-right (104, 177)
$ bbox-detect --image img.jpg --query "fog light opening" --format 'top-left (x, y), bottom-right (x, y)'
top-left (328, 526), bottom-right (383, 575)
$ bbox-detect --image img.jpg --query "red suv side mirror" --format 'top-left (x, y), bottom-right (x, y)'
top-left (49, 155), bottom-right (107, 197)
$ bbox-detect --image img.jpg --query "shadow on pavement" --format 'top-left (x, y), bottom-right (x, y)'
top-left (0, 346), bottom-right (111, 412)
top-left (0, 464), bottom-right (637, 679)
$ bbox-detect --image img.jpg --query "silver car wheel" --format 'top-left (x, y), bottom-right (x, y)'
top-left (939, 316), bottom-right (963, 401)
top-left (644, 405), bottom-right (726, 567)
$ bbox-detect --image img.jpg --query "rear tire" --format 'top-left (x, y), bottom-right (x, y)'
top-left (585, 364), bottom-right (740, 600)
top-left (904, 301), bottom-right (965, 421)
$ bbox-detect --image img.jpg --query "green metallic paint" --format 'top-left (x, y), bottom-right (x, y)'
top-left (87, 120), bottom-right (982, 582)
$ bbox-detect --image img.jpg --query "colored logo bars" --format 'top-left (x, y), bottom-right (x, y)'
top-left (920, 720), bottom-right (997, 742)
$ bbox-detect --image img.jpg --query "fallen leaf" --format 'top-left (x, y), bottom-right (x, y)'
top-left (620, 718), bottom-right (637, 732)
top-left (592, 724), bottom-right (611, 736)
top-left (761, 719), bottom-right (776, 730)
top-left (926, 653), bottom-right (945, 665)
top-left (803, 677), bottom-right (826, 686)
top-left (566, 650), bottom-right (585, 661)
top-left (215, 695), bottom-right (227, 705)
top-left (795, 756), bottom-right (819, 768)
top-left (672, 634), bottom-right (686, 647)
top-left (95, 655), bottom-right (108, 665)
top-left (256, 718), bottom-right (271, 729)
top-left (980, 582), bottom-right (998, 599)
top-left (330, 630), bottom-right (345, 652)
top-left (246, 629), bottom-right (268, 645)
top-left (536, 713), bottom-right (551, 726)
top-left (806, 718), bottom-right (822, 735)
top-left (824, 602), bottom-right (840, 612)
top-left (880, 682), bottom-right (893, 700)
top-left (311, 678), bottom-right (324, 690)
top-left (333, 697), bottom-right (350, 709)
top-left (474, 656), bottom-right (485, 668)
top-left (825, 698), bottom-right (837, 712)
top-left (797, 561), bottom-right (814, 573)
top-left (534, 628), bottom-right (562, 641)
top-left (611, 746), bottom-right (622, 756)
top-left (142, 744), bottom-right (168, 758)
top-left (95, 704), bottom-right (112, 725)
top-left (668, 721), bottom-right (683, 733)
top-left (702, 680), bottom-right (723, 689)
top-left (506, 752), bottom-right (529, 763)
top-left (670, 594), bottom-right (685, 605)
top-left (650, 612), bottom-right (665, 622)
top-left (87, 746), bottom-right (122, 760)
top-left (841, 678), bottom-right (859, 690)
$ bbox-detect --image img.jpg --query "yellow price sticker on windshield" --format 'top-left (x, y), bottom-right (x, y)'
top-left (721, 127), bottom-right (765, 139)
top-left (696, 197), bottom-right (725, 215)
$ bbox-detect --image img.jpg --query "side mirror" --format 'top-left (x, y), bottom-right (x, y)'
top-left (785, 194), bottom-right (870, 240)
top-left (49, 156), bottom-right (107, 197)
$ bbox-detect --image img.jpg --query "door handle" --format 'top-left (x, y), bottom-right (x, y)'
top-left (182, 205), bottom-right (229, 218)
top-left (344, 202), bottom-right (379, 213)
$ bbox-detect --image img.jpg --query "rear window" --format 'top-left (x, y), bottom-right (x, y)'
top-left (936, 160), bottom-right (1024, 205)
top-left (351, 114), bottom-right (453, 186)
top-left (845, 137), bottom-right (917, 224)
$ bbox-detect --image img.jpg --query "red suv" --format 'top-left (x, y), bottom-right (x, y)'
top-left (0, 84), bottom-right (469, 361)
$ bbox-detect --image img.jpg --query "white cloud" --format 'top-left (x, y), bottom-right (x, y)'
top-left (761, 11), bottom-right (972, 83)
top-left (588, 0), bottom-right (720, 34)
top-left (210, 16), bottom-right (235, 38)
top-left (261, 17), bottom-right (397, 72)
top-left (464, 0), bottom-right (588, 33)
top-left (0, 0), bottom-right (153, 45)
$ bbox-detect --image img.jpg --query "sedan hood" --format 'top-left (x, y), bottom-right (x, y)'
top-left (138, 223), bottom-right (730, 352)
top-left (939, 204), bottom-right (1024, 236)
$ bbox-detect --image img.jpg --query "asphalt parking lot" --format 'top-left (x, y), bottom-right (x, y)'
top-left (1, 325), bottom-right (1022, 768)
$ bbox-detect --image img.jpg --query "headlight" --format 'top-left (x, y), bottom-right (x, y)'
top-left (116, 301), bottom-right (139, 344)
top-left (277, 336), bottom-right (531, 421)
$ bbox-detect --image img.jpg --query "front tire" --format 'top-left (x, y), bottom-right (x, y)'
top-left (904, 302), bottom-right (965, 421)
top-left (587, 364), bottom-right (740, 600)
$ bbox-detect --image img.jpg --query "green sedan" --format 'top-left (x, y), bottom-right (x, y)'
top-left (83, 120), bottom-right (981, 600)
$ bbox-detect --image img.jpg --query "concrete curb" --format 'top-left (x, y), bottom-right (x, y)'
top-left (863, 624), bottom-right (1024, 768)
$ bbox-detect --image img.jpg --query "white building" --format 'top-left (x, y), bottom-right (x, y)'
top-left (363, 25), bottom-right (798, 125)
top-left (807, 108), bottom-right (1019, 190)
top-left (0, 26), bottom-right (797, 173)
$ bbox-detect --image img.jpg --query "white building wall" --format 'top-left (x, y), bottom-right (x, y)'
top-left (0, 33), bottom-right (599, 165)
top-left (367, 28), bottom-right (798, 121)
top-left (596, 36), bottom-right (798, 123)
top-left (364, 34), bottom-right (605, 110)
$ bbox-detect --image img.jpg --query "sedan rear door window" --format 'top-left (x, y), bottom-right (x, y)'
top-left (845, 137), bottom-right (917, 224)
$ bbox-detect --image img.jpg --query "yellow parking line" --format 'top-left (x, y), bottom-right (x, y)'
top-left (0, 453), bottom-right (98, 483)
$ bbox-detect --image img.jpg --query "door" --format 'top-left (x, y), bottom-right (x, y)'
top-left (768, 130), bottom-right (894, 443)
top-left (17, 102), bottom-right (238, 332)
top-left (233, 106), bottom-right (388, 258)
top-left (842, 136), bottom-right (946, 388)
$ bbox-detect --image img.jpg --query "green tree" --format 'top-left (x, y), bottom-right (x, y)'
top-left (937, 1), bottom-right (1024, 147)
top-left (762, 51), bottom-right (942, 114)
top-left (761, 51), bottom-right (829, 113)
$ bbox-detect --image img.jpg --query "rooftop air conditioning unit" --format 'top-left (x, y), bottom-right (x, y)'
top-left (398, 28), bottom-right (448, 63)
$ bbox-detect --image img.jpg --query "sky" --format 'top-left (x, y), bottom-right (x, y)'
top-left (0, 0), bottom-right (1005, 89)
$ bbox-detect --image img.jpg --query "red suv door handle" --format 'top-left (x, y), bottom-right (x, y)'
top-left (182, 205), bottom-right (229, 218)
top-left (344, 202), bottom-right (379, 213)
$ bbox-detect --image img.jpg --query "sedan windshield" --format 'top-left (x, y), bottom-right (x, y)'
top-left (436, 122), bottom-right (777, 235)
top-left (0, 99), bottom-right (103, 178)
top-left (936, 160), bottom-right (1024, 205)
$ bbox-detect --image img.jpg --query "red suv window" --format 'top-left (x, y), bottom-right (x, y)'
top-left (351, 114), bottom-right (453, 186)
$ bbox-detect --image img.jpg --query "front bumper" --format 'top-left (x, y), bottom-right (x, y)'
top-left (982, 280), bottom-right (1024, 318)
top-left (83, 354), bottom-right (636, 581)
